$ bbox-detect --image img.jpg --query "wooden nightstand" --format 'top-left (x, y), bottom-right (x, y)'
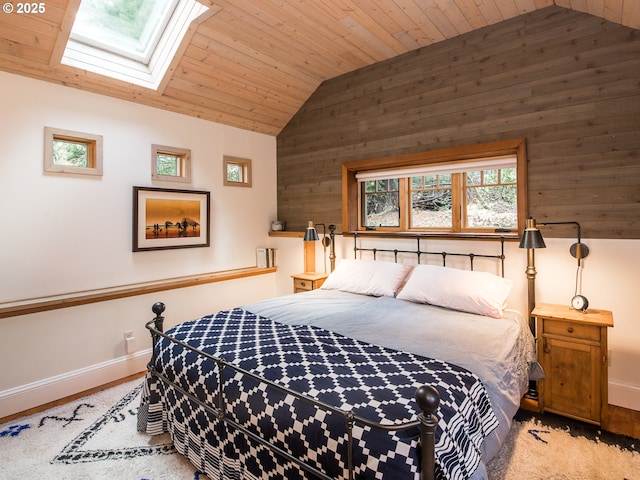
top-left (292, 272), bottom-right (328, 293)
top-left (533, 303), bottom-right (613, 427)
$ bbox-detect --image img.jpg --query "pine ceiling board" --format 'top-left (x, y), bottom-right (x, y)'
top-left (185, 36), bottom-right (320, 97)
top-left (286, 0), bottom-right (398, 67)
top-left (218, 0), bottom-right (368, 72)
top-left (603, 0), bottom-right (624, 23)
top-left (454, 0), bottom-right (495, 29)
top-left (418, 1), bottom-right (468, 38)
top-left (494, 0), bottom-right (522, 17)
top-left (321, 0), bottom-right (412, 57)
top-left (585, 0), bottom-right (605, 17)
top-left (375, 1), bottom-right (438, 47)
top-left (0, 39), bottom-right (52, 65)
top-left (337, 16), bottom-right (403, 60)
top-left (162, 84), bottom-right (285, 133)
top-left (0, 20), bottom-right (56, 54)
top-left (443, 1), bottom-right (483, 32)
top-left (196, 8), bottom-right (347, 81)
top-left (0, 10), bottom-right (61, 46)
top-left (177, 55), bottom-right (313, 109)
top-left (622, 0), bottom-right (640, 28)
top-left (474, 0), bottom-right (511, 24)
top-left (170, 59), bottom-right (306, 116)
top-left (165, 77), bottom-right (294, 125)
top-left (389, 0), bottom-right (447, 44)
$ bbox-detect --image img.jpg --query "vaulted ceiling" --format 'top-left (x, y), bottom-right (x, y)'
top-left (1, 0), bottom-right (638, 135)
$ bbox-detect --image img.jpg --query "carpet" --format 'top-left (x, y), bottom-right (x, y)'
top-left (0, 379), bottom-right (209, 480)
top-left (1, 378), bottom-right (638, 479)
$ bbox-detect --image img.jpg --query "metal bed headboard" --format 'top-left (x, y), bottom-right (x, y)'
top-left (353, 233), bottom-right (506, 277)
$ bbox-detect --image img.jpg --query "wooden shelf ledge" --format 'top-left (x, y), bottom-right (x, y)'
top-left (0, 266), bottom-right (276, 319)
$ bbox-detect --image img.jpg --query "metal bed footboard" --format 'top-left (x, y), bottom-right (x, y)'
top-left (145, 302), bottom-right (440, 480)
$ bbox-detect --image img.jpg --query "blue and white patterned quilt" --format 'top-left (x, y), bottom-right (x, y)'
top-left (138, 308), bottom-right (498, 480)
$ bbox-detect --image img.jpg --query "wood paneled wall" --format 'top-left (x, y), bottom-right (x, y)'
top-left (276, 6), bottom-right (640, 239)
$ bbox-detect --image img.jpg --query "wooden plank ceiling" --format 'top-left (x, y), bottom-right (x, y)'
top-left (0, 0), bottom-right (638, 136)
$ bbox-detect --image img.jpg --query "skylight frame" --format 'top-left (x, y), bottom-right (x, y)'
top-left (61, 0), bottom-right (210, 91)
top-left (70, 0), bottom-right (179, 65)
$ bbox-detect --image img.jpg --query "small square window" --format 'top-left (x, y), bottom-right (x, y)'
top-left (44, 127), bottom-right (103, 176)
top-left (223, 156), bottom-right (252, 187)
top-left (151, 144), bottom-right (191, 183)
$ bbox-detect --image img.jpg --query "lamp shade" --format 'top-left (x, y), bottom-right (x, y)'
top-left (519, 218), bottom-right (546, 249)
top-left (303, 221), bottom-right (319, 241)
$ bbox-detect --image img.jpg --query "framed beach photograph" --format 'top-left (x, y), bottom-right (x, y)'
top-left (133, 186), bottom-right (210, 251)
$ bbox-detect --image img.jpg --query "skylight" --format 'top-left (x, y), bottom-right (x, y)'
top-left (62, 0), bottom-right (209, 90)
top-left (71, 0), bottom-right (178, 64)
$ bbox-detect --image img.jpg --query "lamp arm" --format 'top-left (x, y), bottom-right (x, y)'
top-left (537, 221), bottom-right (588, 262)
top-left (537, 221), bottom-right (581, 240)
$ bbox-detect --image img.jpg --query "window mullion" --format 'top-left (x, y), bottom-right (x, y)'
top-left (452, 173), bottom-right (463, 232)
top-left (400, 178), bottom-right (409, 230)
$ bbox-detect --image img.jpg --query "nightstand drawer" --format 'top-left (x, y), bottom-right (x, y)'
top-left (291, 273), bottom-right (328, 293)
top-left (542, 319), bottom-right (600, 342)
top-left (294, 278), bottom-right (313, 291)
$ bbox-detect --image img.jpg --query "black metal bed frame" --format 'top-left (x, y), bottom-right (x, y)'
top-left (144, 235), bottom-right (508, 480)
top-left (353, 232), bottom-right (506, 277)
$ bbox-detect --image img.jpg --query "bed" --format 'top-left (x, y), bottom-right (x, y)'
top-left (137, 236), bottom-right (537, 480)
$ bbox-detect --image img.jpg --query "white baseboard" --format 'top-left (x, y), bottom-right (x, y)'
top-left (0, 349), bottom-right (151, 419)
top-left (609, 380), bottom-right (640, 411)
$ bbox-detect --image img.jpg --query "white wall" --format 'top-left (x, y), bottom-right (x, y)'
top-left (0, 72), bottom-right (280, 416)
top-left (281, 234), bottom-right (640, 411)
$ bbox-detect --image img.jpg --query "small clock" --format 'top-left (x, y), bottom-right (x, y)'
top-left (571, 294), bottom-right (589, 313)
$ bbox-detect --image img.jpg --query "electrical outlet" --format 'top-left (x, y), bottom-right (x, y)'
top-left (124, 331), bottom-right (135, 354)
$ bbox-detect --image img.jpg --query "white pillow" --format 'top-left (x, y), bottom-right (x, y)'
top-left (396, 264), bottom-right (512, 318)
top-left (320, 259), bottom-right (414, 297)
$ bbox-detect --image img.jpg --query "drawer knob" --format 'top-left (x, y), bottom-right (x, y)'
top-left (300, 281), bottom-right (306, 287)
top-left (567, 327), bottom-right (574, 333)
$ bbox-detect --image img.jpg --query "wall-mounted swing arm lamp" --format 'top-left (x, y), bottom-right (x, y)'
top-left (519, 218), bottom-right (590, 400)
top-left (303, 221), bottom-right (336, 273)
top-left (519, 217), bottom-right (590, 332)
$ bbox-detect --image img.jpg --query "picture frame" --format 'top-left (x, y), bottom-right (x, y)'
top-left (133, 186), bottom-right (210, 252)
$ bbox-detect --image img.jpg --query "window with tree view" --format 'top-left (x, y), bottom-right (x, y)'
top-left (53, 138), bottom-right (89, 167)
top-left (44, 127), bottom-right (103, 176)
top-left (410, 174), bottom-right (452, 228)
top-left (357, 155), bottom-right (521, 234)
top-left (465, 167), bottom-right (517, 229)
top-left (151, 145), bottom-right (191, 183)
top-left (363, 178), bottom-right (399, 227)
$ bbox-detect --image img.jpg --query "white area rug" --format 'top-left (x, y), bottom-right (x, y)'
top-left (1, 378), bottom-right (638, 479)
top-left (0, 379), bottom-right (209, 480)
top-left (488, 411), bottom-right (640, 480)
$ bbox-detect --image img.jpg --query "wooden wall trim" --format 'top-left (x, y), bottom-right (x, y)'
top-left (0, 266), bottom-right (276, 319)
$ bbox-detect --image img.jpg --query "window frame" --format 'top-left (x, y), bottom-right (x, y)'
top-left (44, 127), bottom-right (103, 176)
top-left (342, 139), bottom-right (527, 238)
top-left (151, 144), bottom-right (191, 183)
top-left (223, 156), bottom-right (252, 188)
